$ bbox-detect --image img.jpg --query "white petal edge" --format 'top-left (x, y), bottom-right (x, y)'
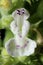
top-left (5, 38), bottom-right (24, 57)
top-left (5, 38), bottom-right (16, 57)
top-left (22, 20), bottom-right (30, 38)
top-left (10, 21), bottom-right (19, 35)
top-left (22, 38), bottom-right (37, 56)
top-left (5, 37), bottom-right (37, 57)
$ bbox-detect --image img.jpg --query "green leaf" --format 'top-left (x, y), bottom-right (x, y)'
top-left (26, 0), bottom-right (31, 4)
top-left (40, 54), bottom-right (43, 63)
top-left (1, 15), bottom-right (13, 29)
top-left (29, 13), bottom-right (40, 24)
top-left (4, 29), bottom-right (14, 43)
top-left (37, 0), bottom-right (43, 19)
top-left (12, 0), bottom-right (24, 9)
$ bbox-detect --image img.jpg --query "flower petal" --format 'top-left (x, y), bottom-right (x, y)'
top-left (22, 38), bottom-right (37, 56)
top-left (15, 34), bottom-right (25, 47)
top-left (5, 37), bottom-right (37, 57)
top-left (10, 21), bottom-right (19, 35)
top-left (5, 38), bottom-right (16, 57)
top-left (12, 8), bottom-right (30, 20)
top-left (12, 9), bottom-right (24, 31)
top-left (20, 8), bottom-right (30, 19)
top-left (22, 20), bottom-right (30, 38)
top-left (12, 8), bottom-right (30, 31)
top-left (10, 17), bottom-right (30, 37)
top-left (5, 38), bottom-right (24, 57)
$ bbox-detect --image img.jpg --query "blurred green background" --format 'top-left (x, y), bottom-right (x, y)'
top-left (0, 0), bottom-right (43, 65)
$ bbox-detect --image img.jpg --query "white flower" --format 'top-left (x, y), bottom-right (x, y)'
top-left (10, 8), bottom-right (30, 38)
top-left (5, 8), bottom-right (37, 57)
top-left (5, 37), bottom-right (36, 57)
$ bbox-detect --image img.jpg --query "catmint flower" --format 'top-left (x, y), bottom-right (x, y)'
top-left (5, 8), bottom-right (37, 57)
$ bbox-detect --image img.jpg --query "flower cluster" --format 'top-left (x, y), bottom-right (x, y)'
top-left (5, 8), bottom-right (37, 57)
